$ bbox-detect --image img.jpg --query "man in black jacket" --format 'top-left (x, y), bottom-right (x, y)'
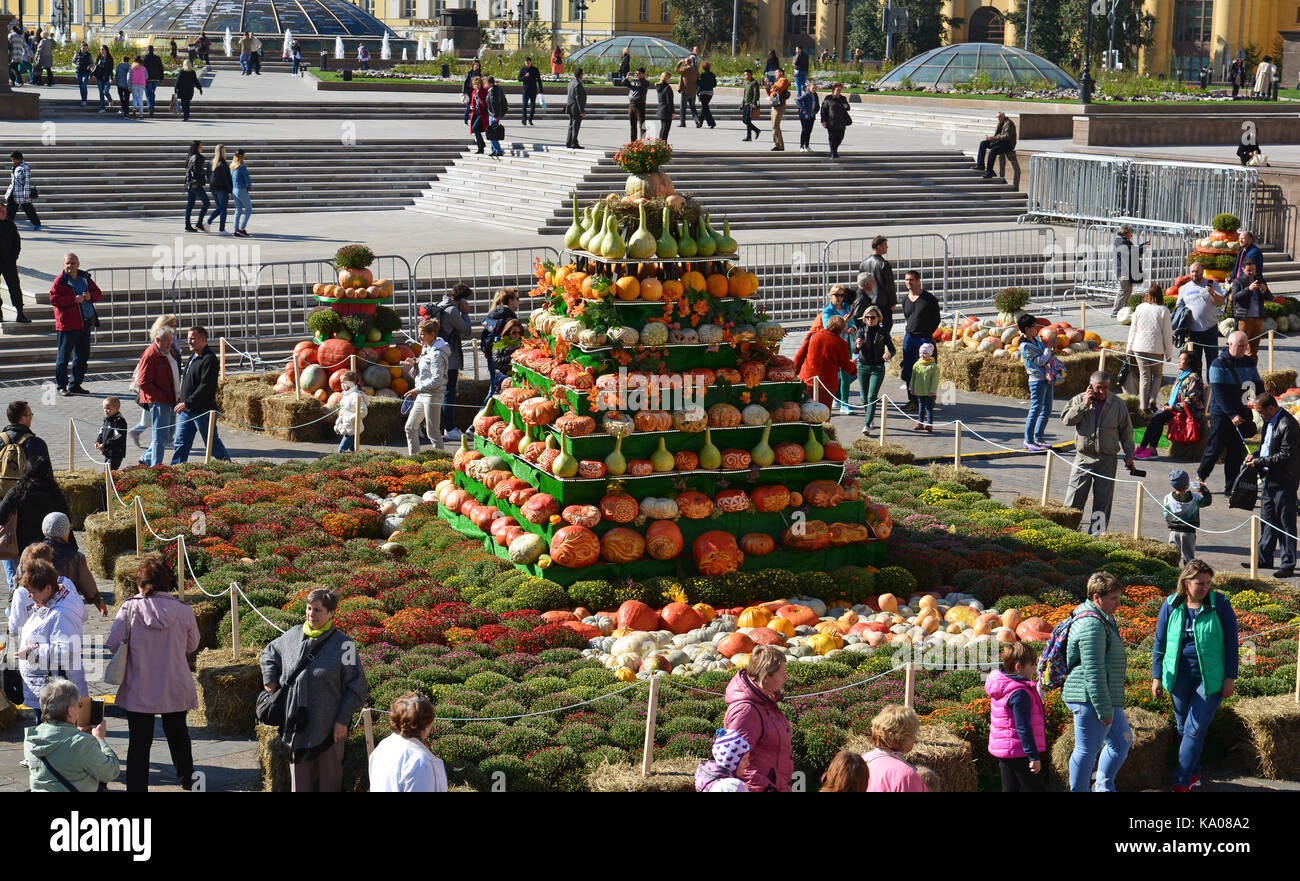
top-left (518, 57), bottom-right (542, 125)
top-left (143, 45), bottom-right (165, 116)
top-left (627, 68), bottom-right (649, 141)
top-left (0, 203), bottom-right (26, 323)
top-left (899, 269), bottom-right (941, 411)
top-left (858, 235), bottom-right (896, 335)
top-left (565, 68), bottom-right (587, 149)
top-left (170, 326), bottom-right (230, 464)
top-left (1245, 392), bottom-right (1298, 578)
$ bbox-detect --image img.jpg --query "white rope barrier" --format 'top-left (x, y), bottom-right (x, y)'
top-left (231, 581), bottom-right (288, 634)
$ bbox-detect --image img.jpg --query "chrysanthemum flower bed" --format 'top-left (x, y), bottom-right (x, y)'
top-left (110, 455), bottom-right (1299, 791)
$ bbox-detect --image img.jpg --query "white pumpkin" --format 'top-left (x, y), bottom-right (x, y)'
top-left (697, 324), bottom-right (725, 344)
top-left (757, 321), bottom-right (785, 342)
top-left (740, 404), bottom-right (769, 426)
top-left (800, 401), bottom-right (831, 424)
top-left (558, 319), bottom-right (584, 343)
top-left (607, 325), bottom-right (640, 347)
top-left (1115, 306), bottom-right (1133, 326)
top-left (640, 322), bottom-right (669, 347)
top-left (577, 328), bottom-right (607, 348)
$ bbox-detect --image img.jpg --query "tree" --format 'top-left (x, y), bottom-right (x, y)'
top-left (668, 0), bottom-right (758, 54)
top-left (893, 0), bottom-right (950, 58)
top-left (1004, 0), bottom-right (1153, 72)
top-left (846, 0), bottom-right (885, 61)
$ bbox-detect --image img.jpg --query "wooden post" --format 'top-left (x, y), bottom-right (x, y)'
top-left (104, 466), bottom-right (112, 515)
top-left (1040, 452), bottom-right (1054, 505)
top-left (1268, 330), bottom-right (1275, 373)
top-left (354, 398), bottom-right (362, 453)
top-left (1132, 482), bottom-right (1144, 539)
top-left (67, 419), bottom-right (74, 472)
top-left (230, 588), bottom-right (241, 661)
top-left (293, 358), bottom-right (301, 400)
top-left (640, 675), bottom-right (661, 777)
top-left (177, 535), bottom-right (189, 605)
top-left (879, 395), bottom-right (888, 447)
top-left (219, 337), bottom-right (227, 379)
top-left (1250, 516), bottom-right (1260, 580)
top-left (134, 496), bottom-right (144, 558)
top-left (1080, 303), bottom-right (1087, 335)
top-left (362, 707), bottom-right (376, 756)
top-left (903, 662), bottom-right (917, 709)
top-left (349, 353), bottom-right (358, 374)
top-left (953, 421), bottom-right (962, 470)
top-left (204, 410), bottom-right (216, 465)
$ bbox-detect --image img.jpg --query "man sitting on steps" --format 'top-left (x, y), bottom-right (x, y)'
top-left (976, 112), bottom-right (1016, 180)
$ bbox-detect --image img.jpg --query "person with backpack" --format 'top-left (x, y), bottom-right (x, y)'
top-left (419, 283), bottom-right (473, 440)
top-left (986, 642), bottom-right (1048, 792)
top-left (0, 454), bottom-right (66, 591)
top-left (1151, 559), bottom-right (1238, 791)
top-left (481, 287), bottom-right (518, 392)
top-left (722, 645), bottom-right (793, 791)
top-left (1056, 571), bottom-right (1131, 792)
top-left (49, 253), bottom-right (102, 397)
top-left (1018, 313), bottom-right (1059, 451)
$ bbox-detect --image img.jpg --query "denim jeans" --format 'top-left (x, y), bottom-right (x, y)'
top-left (96, 78), bottom-right (111, 109)
top-left (185, 188), bottom-right (210, 228)
top-left (1026, 380), bottom-right (1054, 446)
top-left (338, 435), bottom-right (354, 452)
top-left (240, 53), bottom-right (250, 74)
top-left (291, 57), bottom-right (299, 75)
top-left (741, 103), bottom-right (759, 137)
top-left (1066, 703), bottom-right (1132, 792)
top-left (180, 97), bottom-right (192, 120)
top-left (142, 403), bottom-right (176, 467)
top-left (76, 70), bottom-right (90, 102)
top-left (233, 190), bottom-right (252, 230)
top-left (55, 329), bottom-right (91, 389)
top-left (1169, 668), bottom-right (1222, 787)
top-left (207, 190), bottom-right (230, 230)
top-left (171, 409), bottom-right (230, 464)
top-left (521, 91), bottom-right (537, 122)
top-left (146, 80), bottom-right (158, 111)
top-left (795, 69), bottom-right (807, 96)
top-left (858, 363), bottom-right (885, 427)
top-left (2, 558), bottom-right (16, 593)
top-left (900, 333), bottom-right (925, 404)
top-left (916, 396), bottom-right (934, 426)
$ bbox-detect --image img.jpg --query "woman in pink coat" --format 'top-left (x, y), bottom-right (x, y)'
top-left (106, 556), bottom-right (200, 791)
top-left (793, 315), bottom-right (856, 407)
top-left (722, 645), bottom-right (793, 791)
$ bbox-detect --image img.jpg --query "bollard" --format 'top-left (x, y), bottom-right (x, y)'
top-left (362, 708), bottom-right (376, 756)
top-left (219, 337), bottom-right (227, 379)
top-left (1080, 303), bottom-right (1086, 335)
top-left (879, 395), bottom-right (888, 447)
top-left (293, 358), bottom-right (301, 400)
top-left (68, 419), bottom-right (75, 472)
top-left (903, 662), bottom-right (917, 709)
top-left (134, 496), bottom-right (144, 557)
top-left (640, 675), bottom-right (661, 777)
top-left (1268, 330), bottom-right (1275, 373)
top-left (230, 588), bottom-right (241, 661)
top-left (177, 535), bottom-right (189, 605)
top-left (953, 421), bottom-right (962, 470)
top-left (350, 353), bottom-right (358, 374)
top-left (104, 466), bottom-right (112, 515)
top-left (354, 399), bottom-right (362, 453)
top-left (1250, 516), bottom-right (1260, 579)
top-left (1132, 483), bottom-right (1144, 539)
top-left (1040, 452), bottom-right (1054, 506)
top-left (204, 411), bottom-right (216, 465)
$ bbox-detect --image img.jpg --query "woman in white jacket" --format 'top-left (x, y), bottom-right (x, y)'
top-left (1126, 284), bottom-right (1176, 416)
top-left (368, 692), bottom-right (447, 792)
top-left (402, 318), bottom-right (450, 455)
top-left (13, 558), bottom-right (88, 711)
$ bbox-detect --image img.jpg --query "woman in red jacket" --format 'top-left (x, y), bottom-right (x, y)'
top-left (793, 315), bottom-right (855, 407)
top-left (135, 326), bottom-right (180, 467)
top-left (722, 645), bottom-right (793, 791)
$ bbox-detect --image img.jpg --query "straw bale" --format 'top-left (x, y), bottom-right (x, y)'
top-left (218, 374), bottom-right (279, 429)
top-left (941, 348), bottom-right (989, 393)
top-left (261, 395), bottom-right (325, 443)
top-left (189, 648), bottom-right (263, 737)
top-left (1013, 496), bottom-right (1084, 530)
top-left (447, 378), bottom-right (490, 433)
top-left (360, 397), bottom-right (403, 444)
top-left (1230, 695), bottom-right (1300, 780)
top-left (1097, 532), bottom-right (1182, 565)
top-left (82, 510), bottom-right (138, 579)
top-left (928, 464), bottom-right (992, 497)
top-left (1047, 706), bottom-right (1174, 791)
top-left (1260, 369), bottom-right (1297, 398)
top-left (55, 469), bottom-right (107, 530)
top-left (256, 723), bottom-right (291, 792)
top-left (850, 439), bottom-right (915, 466)
top-left (585, 757), bottom-right (700, 792)
top-left (1118, 393), bottom-right (1148, 427)
top-left (974, 351), bottom-right (1032, 400)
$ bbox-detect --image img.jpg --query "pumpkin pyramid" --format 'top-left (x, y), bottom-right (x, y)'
top-left (436, 148), bottom-right (888, 584)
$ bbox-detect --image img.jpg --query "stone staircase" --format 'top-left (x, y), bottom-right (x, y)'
top-left (848, 106), bottom-right (996, 140)
top-left (542, 151), bottom-right (1029, 231)
top-left (409, 145), bottom-right (611, 231)
top-left (40, 96), bottom-right (653, 120)
top-left (0, 140), bottom-right (463, 220)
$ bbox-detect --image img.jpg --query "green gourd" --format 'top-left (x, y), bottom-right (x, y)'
top-left (518, 424), bottom-right (538, 457)
top-left (655, 206), bottom-right (679, 259)
top-left (604, 434), bottom-right (627, 476)
top-left (804, 426), bottom-right (824, 463)
top-left (650, 437), bottom-right (675, 472)
top-left (552, 437), bottom-right (579, 477)
top-left (627, 202), bottom-right (657, 259)
top-left (602, 214), bottom-right (627, 260)
top-left (579, 203), bottom-right (601, 252)
top-left (699, 426), bottom-right (721, 469)
top-left (716, 218), bottom-right (738, 255)
top-left (677, 217), bottom-right (698, 258)
top-left (695, 216), bottom-right (716, 257)
top-left (592, 209), bottom-right (611, 255)
top-left (563, 194), bottom-right (584, 250)
top-left (750, 420), bottom-right (774, 467)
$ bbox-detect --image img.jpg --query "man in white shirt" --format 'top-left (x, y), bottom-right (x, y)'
top-left (1177, 262), bottom-right (1225, 377)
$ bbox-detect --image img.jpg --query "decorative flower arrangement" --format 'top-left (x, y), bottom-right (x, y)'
top-left (612, 139), bottom-right (672, 174)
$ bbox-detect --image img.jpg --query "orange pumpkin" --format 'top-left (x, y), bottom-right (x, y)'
top-left (718, 632), bottom-right (756, 659)
top-left (634, 410), bottom-right (673, 432)
top-left (789, 491), bottom-right (803, 508)
top-left (520, 398), bottom-right (561, 426)
top-left (714, 488), bottom-right (751, 513)
top-left (555, 412), bottom-right (596, 437)
top-left (720, 449), bottom-right (751, 470)
top-left (782, 520), bottom-right (832, 551)
top-left (748, 626), bottom-right (787, 646)
top-left (659, 602), bottom-right (704, 635)
top-left (617, 600), bottom-right (659, 632)
top-left (661, 279), bottom-right (684, 301)
top-left (520, 493), bottom-right (560, 525)
top-left (562, 504), bottom-right (601, 528)
top-left (739, 532), bottom-right (775, 555)
top-left (773, 442), bottom-right (805, 465)
top-left (599, 492), bottom-right (639, 523)
top-left (828, 522), bottom-right (871, 545)
top-left (673, 450), bottom-right (699, 471)
top-left (627, 459), bottom-right (654, 476)
top-left (770, 401), bottom-right (802, 422)
top-left (750, 485), bottom-right (790, 513)
top-left (802, 480), bottom-right (845, 508)
top-left (550, 525), bottom-right (601, 568)
top-left (681, 270), bottom-right (706, 293)
top-left (600, 527), bottom-right (646, 564)
top-left (822, 442), bottom-right (847, 462)
top-left (645, 520), bottom-right (684, 560)
top-left (640, 277), bottom-right (664, 301)
top-left (739, 361), bottom-right (766, 388)
top-left (707, 403), bottom-right (742, 428)
top-left (776, 604), bottom-right (819, 627)
top-left (675, 491), bottom-right (714, 519)
top-left (705, 272), bottom-right (729, 298)
top-left (693, 530), bottom-right (744, 576)
top-left (576, 460), bottom-right (606, 479)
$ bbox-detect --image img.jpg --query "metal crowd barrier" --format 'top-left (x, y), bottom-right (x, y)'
top-left (823, 233), bottom-right (947, 303)
top-left (79, 265), bottom-right (182, 346)
top-left (944, 226), bottom-right (1057, 307)
top-left (1056, 221), bottom-right (1197, 304)
top-left (1122, 159), bottom-right (1257, 232)
top-left (737, 240), bottom-right (830, 323)
top-left (1022, 153), bottom-right (1130, 226)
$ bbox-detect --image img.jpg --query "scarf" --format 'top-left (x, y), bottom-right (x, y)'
top-left (1168, 369), bottom-right (1192, 408)
top-left (303, 621), bottom-right (332, 639)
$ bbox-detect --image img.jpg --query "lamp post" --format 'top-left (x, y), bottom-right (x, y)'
top-left (576, 0), bottom-right (587, 45)
top-left (731, 0), bottom-right (738, 55)
top-left (1080, 0), bottom-right (1095, 105)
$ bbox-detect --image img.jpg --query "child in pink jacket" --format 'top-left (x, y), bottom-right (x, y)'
top-left (985, 642), bottom-right (1048, 792)
top-left (863, 704), bottom-right (927, 792)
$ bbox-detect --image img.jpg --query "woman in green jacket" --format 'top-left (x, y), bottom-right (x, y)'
top-left (1151, 559), bottom-right (1238, 790)
top-left (1063, 572), bottom-right (1132, 792)
top-left (24, 678), bottom-right (120, 791)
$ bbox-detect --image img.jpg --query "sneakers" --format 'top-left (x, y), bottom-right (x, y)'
top-left (861, 426), bottom-right (873, 437)
top-left (836, 405), bottom-right (852, 416)
top-left (913, 422), bottom-right (924, 432)
top-left (1133, 446), bottom-right (1154, 460)
top-left (924, 424), bottom-right (933, 433)
top-left (1190, 776), bottom-right (1202, 789)
top-left (444, 428), bottom-right (463, 442)
top-left (1172, 785), bottom-right (1191, 792)
top-left (1024, 442), bottom-right (1044, 452)
top-left (898, 382), bottom-right (909, 392)
top-left (68, 385), bottom-right (89, 395)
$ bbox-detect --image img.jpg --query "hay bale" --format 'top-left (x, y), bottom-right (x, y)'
top-left (585, 757), bottom-right (700, 792)
top-left (218, 374), bottom-right (279, 429)
top-left (189, 648), bottom-right (263, 738)
top-left (256, 722), bottom-right (291, 792)
top-left (112, 553), bottom-right (146, 606)
top-left (191, 600), bottom-right (222, 651)
top-left (1013, 496), bottom-right (1084, 530)
top-left (1118, 393), bottom-right (1149, 427)
top-left (1097, 532), bottom-right (1182, 565)
top-left (1261, 369), bottom-right (1297, 397)
top-left (845, 724), bottom-right (977, 792)
top-left (361, 397), bottom-right (404, 444)
top-left (929, 464), bottom-right (992, 497)
top-left (974, 351), bottom-right (1032, 400)
top-left (56, 469), bottom-right (107, 530)
top-left (261, 394), bottom-right (325, 443)
top-left (940, 348), bottom-right (989, 393)
top-left (0, 695), bottom-right (18, 731)
top-left (1230, 695), bottom-right (1300, 780)
top-left (1047, 706), bottom-right (1175, 791)
top-left (82, 510), bottom-right (139, 579)
top-left (850, 439), bottom-right (915, 466)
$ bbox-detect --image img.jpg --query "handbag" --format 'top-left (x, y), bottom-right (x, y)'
top-left (1167, 404), bottom-right (1201, 444)
top-left (3, 649), bottom-right (22, 706)
top-left (0, 511), bottom-right (17, 560)
top-left (103, 604), bottom-right (133, 686)
top-left (254, 629), bottom-right (337, 729)
top-left (487, 121), bottom-right (505, 140)
top-left (1228, 464), bottom-right (1259, 511)
top-left (1115, 354), bottom-right (1133, 390)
